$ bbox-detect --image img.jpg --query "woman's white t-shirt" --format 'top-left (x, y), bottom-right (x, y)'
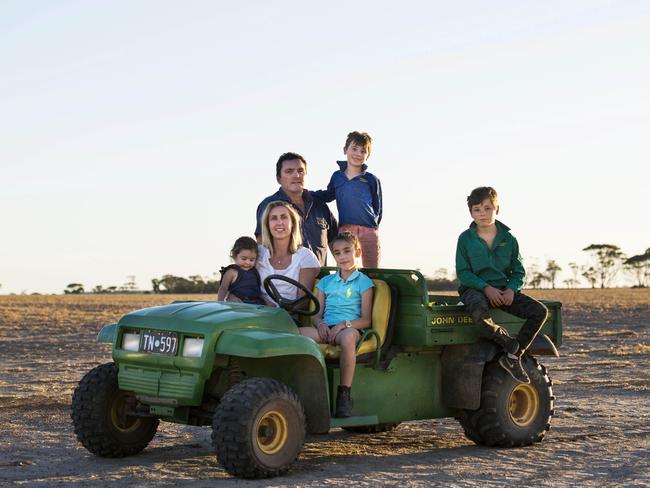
top-left (256, 245), bottom-right (320, 304)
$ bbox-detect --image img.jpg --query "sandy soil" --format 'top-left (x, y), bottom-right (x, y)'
top-left (0, 289), bottom-right (648, 487)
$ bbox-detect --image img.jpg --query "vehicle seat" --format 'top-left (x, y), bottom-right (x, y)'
top-left (317, 279), bottom-right (393, 361)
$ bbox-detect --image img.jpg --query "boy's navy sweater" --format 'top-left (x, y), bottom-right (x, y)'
top-left (313, 161), bottom-right (382, 228)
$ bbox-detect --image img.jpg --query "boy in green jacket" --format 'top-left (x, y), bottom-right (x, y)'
top-left (455, 187), bottom-right (548, 384)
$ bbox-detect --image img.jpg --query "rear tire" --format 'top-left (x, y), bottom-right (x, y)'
top-left (342, 423), bottom-right (400, 434)
top-left (212, 377), bottom-right (306, 478)
top-left (71, 362), bottom-right (159, 457)
top-left (458, 356), bottom-right (554, 447)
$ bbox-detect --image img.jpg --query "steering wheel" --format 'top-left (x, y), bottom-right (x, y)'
top-left (263, 274), bottom-right (320, 316)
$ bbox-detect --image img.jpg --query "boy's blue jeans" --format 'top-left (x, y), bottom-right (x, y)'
top-left (460, 287), bottom-right (548, 355)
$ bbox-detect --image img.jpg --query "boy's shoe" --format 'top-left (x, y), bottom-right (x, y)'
top-left (335, 386), bottom-right (353, 418)
top-left (490, 326), bottom-right (520, 356)
top-left (498, 354), bottom-right (530, 384)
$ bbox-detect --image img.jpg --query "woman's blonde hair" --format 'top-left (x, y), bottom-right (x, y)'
top-left (260, 201), bottom-right (303, 256)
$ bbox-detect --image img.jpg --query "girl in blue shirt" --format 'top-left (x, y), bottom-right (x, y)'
top-left (299, 232), bottom-right (374, 417)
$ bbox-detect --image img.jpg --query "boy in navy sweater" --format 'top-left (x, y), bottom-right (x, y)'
top-left (314, 131), bottom-right (382, 268)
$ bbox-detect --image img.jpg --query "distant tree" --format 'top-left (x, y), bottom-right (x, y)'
top-left (152, 278), bottom-right (161, 294)
top-left (568, 262), bottom-right (581, 287)
top-left (65, 283), bottom-right (84, 294)
top-left (425, 268), bottom-right (459, 291)
top-left (581, 266), bottom-right (598, 289)
top-left (624, 247), bottom-right (650, 288)
top-left (155, 274), bottom-right (219, 293)
top-left (582, 244), bottom-right (626, 288)
top-left (545, 260), bottom-right (562, 289)
top-left (92, 285), bottom-right (104, 294)
top-left (528, 272), bottom-right (548, 289)
top-left (124, 275), bottom-right (138, 292)
top-left (106, 286), bottom-right (118, 293)
top-left (563, 278), bottom-right (579, 289)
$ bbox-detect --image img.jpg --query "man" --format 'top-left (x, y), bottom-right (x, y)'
top-left (255, 152), bottom-right (337, 265)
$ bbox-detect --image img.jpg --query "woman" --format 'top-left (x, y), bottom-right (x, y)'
top-left (257, 201), bottom-right (320, 306)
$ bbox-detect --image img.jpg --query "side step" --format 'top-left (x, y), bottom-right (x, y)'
top-left (330, 415), bottom-right (379, 429)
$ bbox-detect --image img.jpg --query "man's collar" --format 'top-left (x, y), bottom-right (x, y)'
top-left (277, 187), bottom-right (312, 203)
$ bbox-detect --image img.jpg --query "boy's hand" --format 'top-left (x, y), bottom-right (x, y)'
top-left (501, 288), bottom-right (515, 306)
top-left (484, 286), bottom-right (504, 307)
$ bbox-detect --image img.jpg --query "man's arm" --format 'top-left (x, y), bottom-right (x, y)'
top-left (254, 200), bottom-right (266, 240)
top-left (311, 175), bottom-right (336, 203)
top-left (326, 206), bottom-right (338, 244)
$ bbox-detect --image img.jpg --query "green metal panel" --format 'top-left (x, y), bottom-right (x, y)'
top-left (329, 350), bottom-right (456, 423)
top-left (113, 301), bottom-right (301, 405)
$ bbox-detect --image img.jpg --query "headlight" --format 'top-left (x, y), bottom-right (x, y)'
top-left (182, 337), bottom-right (204, 357)
top-left (122, 332), bottom-right (140, 351)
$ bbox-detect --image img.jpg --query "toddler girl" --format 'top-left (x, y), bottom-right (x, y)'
top-left (217, 236), bottom-right (265, 305)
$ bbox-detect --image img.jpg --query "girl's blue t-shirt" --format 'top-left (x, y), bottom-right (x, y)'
top-left (316, 270), bottom-right (374, 326)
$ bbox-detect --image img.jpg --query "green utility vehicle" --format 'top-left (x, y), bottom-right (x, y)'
top-left (71, 269), bottom-right (561, 479)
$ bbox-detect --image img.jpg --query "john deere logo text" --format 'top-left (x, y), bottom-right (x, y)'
top-left (431, 316), bottom-right (473, 326)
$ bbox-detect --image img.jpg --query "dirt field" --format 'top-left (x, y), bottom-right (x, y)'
top-left (0, 289), bottom-right (648, 487)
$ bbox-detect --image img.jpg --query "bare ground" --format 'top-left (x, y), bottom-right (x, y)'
top-left (0, 289), bottom-right (648, 487)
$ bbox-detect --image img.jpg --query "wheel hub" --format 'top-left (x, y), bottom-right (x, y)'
top-left (509, 384), bottom-right (539, 427)
top-left (111, 393), bottom-right (141, 432)
top-left (256, 410), bottom-right (288, 455)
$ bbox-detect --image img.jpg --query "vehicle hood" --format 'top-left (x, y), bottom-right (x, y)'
top-left (117, 300), bottom-right (299, 335)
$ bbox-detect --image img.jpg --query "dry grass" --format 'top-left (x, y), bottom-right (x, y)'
top-left (0, 289), bottom-right (648, 486)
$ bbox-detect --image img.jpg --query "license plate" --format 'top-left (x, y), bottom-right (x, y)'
top-left (139, 330), bottom-right (178, 355)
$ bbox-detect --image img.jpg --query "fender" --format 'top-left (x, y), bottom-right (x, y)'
top-left (215, 329), bottom-right (331, 434)
top-left (97, 323), bottom-right (117, 344)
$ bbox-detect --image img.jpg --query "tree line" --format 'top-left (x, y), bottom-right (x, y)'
top-left (526, 244), bottom-right (649, 289)
top-left (62, 243), bottom-right (649, 294)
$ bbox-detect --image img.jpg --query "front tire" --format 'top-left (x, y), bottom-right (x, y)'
top-left (212, 377), bottom-right (306, 478)
top-left (71, 362), bottom-right (159, 457)
top-left (458, 356), bottom-right (554, 447)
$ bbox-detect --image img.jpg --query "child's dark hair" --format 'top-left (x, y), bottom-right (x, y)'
top-left (230, 236), bottom-right (258, 260)
top-left (344, 131), bottom-right (372, 156)
top-left (331, 231), bottom-right (361, 252)
top-left (467, 186), bottom-right (498, 209)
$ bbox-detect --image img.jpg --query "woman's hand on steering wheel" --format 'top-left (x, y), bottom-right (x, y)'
top-left (263, 274), bottom-right (320, 316)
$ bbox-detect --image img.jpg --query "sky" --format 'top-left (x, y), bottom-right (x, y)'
top-left (2, 1), bottom-right (649, 294)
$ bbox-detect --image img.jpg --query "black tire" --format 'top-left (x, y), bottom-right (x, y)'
top-left (71, 362), bottom-right (159, 457)
top-left (342, 422), bottom-right (400, 434)
top-left (458, 356), bottom-right (554, 447)
top-left (212, 377), bottom-right (306, 479)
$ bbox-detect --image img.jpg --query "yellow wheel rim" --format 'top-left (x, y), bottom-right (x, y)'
top-left (256, 410), bottom-right (288, 455)
top-left (509, 384), bottom-right (539, 427)
top-left (111, 393), bottom-right (142, 432)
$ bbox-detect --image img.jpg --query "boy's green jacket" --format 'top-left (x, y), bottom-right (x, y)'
top-left (455, 220), bottom-right (526, 292)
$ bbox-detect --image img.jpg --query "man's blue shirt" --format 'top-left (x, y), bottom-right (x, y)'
top-left (255, 188), bottom-right (338, 265)
top-left (316, 270), bottom-right (374, 325)
top-left (313, 161), bottom-right (382, 228)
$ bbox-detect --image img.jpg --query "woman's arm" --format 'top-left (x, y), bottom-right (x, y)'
top-left (216, 269), bottom-right (237, 301)
top-left (310, 289), bottom-right (330, 342)
top-left (297, 267), bottom-right (319, 297)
